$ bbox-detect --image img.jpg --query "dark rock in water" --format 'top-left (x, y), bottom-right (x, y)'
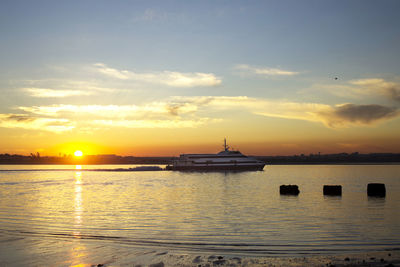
top-left (213, 259), bottom-right (226, 265)
top-left (217, 256), bottom-right (224, 260)
top-left (381, 258), bottom-right (385, 262)
top-left (149, 262), bottom-right (164, 267)
top-left (324, 185), bottom-right (342, 196)
top-left (208, 255), bottom-right (216, 260)
top-left (370, 257), bottom-right (376, 260)
top-left (385, 264), bottom-right (395, 267)
top-left (193, 256), bottom-right (202, 263)
top-left (344, 257), bottom-right (350, 261)
top-left (388, 253), bottom-right (391, 256)
top-left (280, 185), bottom-right (300, 195)
top-left (232, 257), bottom-right (242, 262)
top-left (367, 183), bottom-right (386, 197)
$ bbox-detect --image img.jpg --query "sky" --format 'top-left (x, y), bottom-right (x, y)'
top-left (1, 0), bottom-right (400, 156)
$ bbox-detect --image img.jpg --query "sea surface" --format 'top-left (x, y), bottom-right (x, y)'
top-left (0, 164), bottom-right (399, 266)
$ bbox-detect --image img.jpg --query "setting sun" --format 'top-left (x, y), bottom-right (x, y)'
top-left (74, 150), bottom-right (83, 157)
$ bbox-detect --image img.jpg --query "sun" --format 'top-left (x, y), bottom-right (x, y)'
top-left (74, 150), bottom-right (83, 157)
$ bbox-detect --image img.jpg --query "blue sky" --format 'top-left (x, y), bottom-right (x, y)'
top-left (1, 0), bottom-right (400, 155)
top-left (2, 1), bottom-right (399, 72)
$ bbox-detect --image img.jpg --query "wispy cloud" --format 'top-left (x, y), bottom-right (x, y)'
top-left (312, 78), bottom-right (400, 103)
top-left (24, 88), bottom-right (94, 98)
top-left (235, 64), bottom-right (299, 76)
top-left (168, 96), bottom-right (400, 128)
top-left (93, 63), bottom-right (131, 80)
top-left (3, 96), bottom-right (398, 134)
top-left (10, 102), bottom-right (211, 132)
top-left (0, 114), bottom-right (75, 133)
top-left (19, 103), bottom-right (183, 118)
top-left (349, 78), bottom-right (400, 102)
top-left (20, 79), bottom-right (117, 98)
top-left (93, 63), bottom-right (222, 87)
top-left (93, 118), bottom-right (215, 129)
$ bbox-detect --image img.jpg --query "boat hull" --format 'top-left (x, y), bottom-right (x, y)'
top-left (166, 164), bottom-right (265, 172)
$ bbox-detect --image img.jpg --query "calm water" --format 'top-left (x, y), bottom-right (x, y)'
top-left (0, 165), bottom-right (399, 265)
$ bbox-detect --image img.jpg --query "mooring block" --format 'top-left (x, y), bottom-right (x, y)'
top-left (323, 185), bottom-right (342, 196)
top-left (280, 185), bottom-right (300, 195)
top-left (367, 183), bottom-right (386, 197)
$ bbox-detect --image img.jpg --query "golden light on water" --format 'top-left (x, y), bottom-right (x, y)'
top-left (71, 171), bottom-right (88, 266)
top-left (74, 171), bottom-right (83, 229)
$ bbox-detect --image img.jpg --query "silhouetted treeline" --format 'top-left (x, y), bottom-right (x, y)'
top-left (1, 152), bottom-right (400, 165)
top-left (255, 152), bottom-right (400, 164)
top-left (0, 154), bottom-right (174, 165)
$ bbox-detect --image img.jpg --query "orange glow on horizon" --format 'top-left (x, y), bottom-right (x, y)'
top-left (2, 135), bottom-right (400, 157)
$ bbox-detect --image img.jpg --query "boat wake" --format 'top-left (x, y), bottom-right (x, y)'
top-left (0, 166), bottom-right (164, 172)
top-left (2, 229), bottom-right (399, 256)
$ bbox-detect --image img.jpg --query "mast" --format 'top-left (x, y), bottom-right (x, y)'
top-left (224, 138), bottom-right (229, 151)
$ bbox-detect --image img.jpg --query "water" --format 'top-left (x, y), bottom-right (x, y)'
top-left (0, 165), bottom-right (399, 265)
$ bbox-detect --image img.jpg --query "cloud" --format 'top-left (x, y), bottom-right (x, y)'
top-left (24, 88), bottom-right (94, 98)
top-left (170, 96), bottom-right (333, 124)
top-left (314, 78), bottom-right (400, 103)
top-left (235, 64), bottom-right (299, 76)
top-left (20, 79), bottom-right (117, 98)
top-left (0, 114), bottom-right (75, 133)
top-left (318, 104), bottom-right (398, 127)
top-left (350, 78), bottom-right (400, 103)
top-left (19, 104), bottom-right (178, 118)
top-left (93, 63), bottom-right (221, 87)
top-left (349, 78), bottom-right (390, 87)
top-left (387, 87), bottom-right (400, 102)
top-left (12, 103), bottom-right (213, 131)
top-left (5, 97), bottom-right (399, 134)
top-left (93, 118), bottom-right (215, 129)
top-left (93, 63), bottom-right (131, 80)
top-left (168, 96), bottom-right (400, 128)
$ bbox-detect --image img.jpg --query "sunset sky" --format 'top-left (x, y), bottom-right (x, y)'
top-left (1, 0), bottom-right (400, 156)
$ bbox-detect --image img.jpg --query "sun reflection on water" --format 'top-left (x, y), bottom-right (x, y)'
top-left (74, 171), bottom-right (83, 234)
top-left (70, 170), bottom-right (88, 265)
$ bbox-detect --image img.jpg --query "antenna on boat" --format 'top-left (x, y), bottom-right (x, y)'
top-left (224, 138), bottom-right (230, 151)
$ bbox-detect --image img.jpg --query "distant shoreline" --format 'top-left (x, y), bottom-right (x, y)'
top-left (1, 162), bottom-right (400, 165)
top-left (1, 152), bottom-right (400, 165)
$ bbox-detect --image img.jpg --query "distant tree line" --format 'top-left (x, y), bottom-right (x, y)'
top-left (255, 152), bottom-right (400, 164)
top-left (0, 153), bottom-right (174, 164)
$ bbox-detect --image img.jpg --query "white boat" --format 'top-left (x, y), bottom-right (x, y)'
top-left (166, 139), bottom-right (265, 171)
